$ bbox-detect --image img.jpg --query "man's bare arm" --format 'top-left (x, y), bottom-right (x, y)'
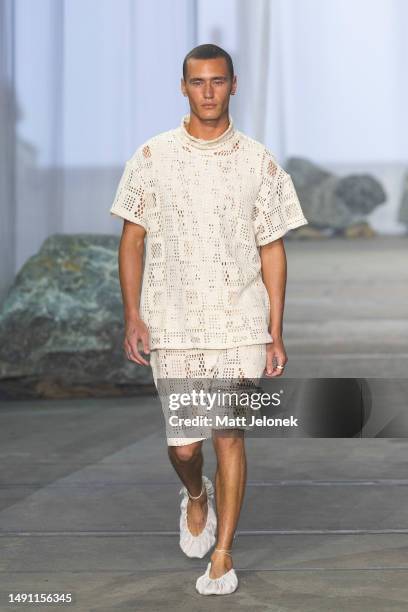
top-left (260, 238), bottom-right (288, 376)
top-left (118, 220), bottom-right (150, 366)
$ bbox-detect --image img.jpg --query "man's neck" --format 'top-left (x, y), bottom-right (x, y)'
top-left (185, 111), bottom-right (230, 141)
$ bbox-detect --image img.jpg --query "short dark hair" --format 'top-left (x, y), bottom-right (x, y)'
top-left (182, 44), bottom-right (234, 81)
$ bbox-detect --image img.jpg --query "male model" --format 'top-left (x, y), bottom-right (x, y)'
top-left (110, 44), bottom-right (308, 595)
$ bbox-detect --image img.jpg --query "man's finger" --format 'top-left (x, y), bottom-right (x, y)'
top-left (141, 334), bottom-right (150, 356)
top-left (264, 350), bottom-right (274, 376)
top-left (269, 366), bottom-right (284, 377)
top-left (124, 342), bottom-right (139, 364)
top-left (125, 339), bottom-right (149, 366)
top-left (130, 344), bottom-right (150, 366)
top-left (269, 353), bottom-right (287, 377)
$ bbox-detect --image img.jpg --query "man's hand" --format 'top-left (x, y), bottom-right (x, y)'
top-left (264, 337), bottom-right (288, 377)
top-left (123, 318), bottom-right (151, 366)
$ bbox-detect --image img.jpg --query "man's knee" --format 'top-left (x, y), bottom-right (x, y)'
top-left (212, 430), bottom-right (244, 451)
top-left (168, 441), bottom-right (202, 463)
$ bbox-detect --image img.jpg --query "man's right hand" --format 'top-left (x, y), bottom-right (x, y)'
top-left (123, 318), bottom-right (151, 366)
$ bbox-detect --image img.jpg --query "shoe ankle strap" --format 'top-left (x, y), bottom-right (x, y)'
top-left (214, 548), bottom-right (232, 557)
top-left (186, 478), bottom-right (205, 500)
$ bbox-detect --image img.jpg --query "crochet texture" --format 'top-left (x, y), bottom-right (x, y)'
top-left (109, 113), bottom-right (308, 349)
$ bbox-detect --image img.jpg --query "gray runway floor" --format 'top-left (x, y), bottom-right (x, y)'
top-left (0, 236), bottom-right (407, 611)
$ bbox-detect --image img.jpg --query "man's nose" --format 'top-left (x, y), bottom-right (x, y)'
top-left (203, 84), bottom-right (214, 98)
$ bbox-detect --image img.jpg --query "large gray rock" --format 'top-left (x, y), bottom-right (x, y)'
top-left (398, 169), bottom-right (408, 229)
top-left (0, 234), bottom-right (154, 399)
top-left (286, 157), bottom-right (386, 231)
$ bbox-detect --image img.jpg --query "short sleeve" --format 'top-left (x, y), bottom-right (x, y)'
top-left (109, 145), bottom-right (153, 230)
top-left (252, 149), bottom-right (308, 246)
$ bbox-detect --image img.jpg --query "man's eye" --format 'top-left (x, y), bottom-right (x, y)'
top-left (190, 80), bottom-right (224, 85)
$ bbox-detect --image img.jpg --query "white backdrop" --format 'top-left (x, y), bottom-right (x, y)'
top-left (1, 0), bottom-right (407, 299)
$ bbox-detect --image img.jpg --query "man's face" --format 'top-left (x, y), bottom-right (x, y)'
top-left (181, 57), bottom-right (237, 120)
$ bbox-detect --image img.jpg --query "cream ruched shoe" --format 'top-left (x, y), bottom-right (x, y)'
top-left (195, 548), bottom-right (238, 595)
top-left (179, 475), bottom-right (217, 558)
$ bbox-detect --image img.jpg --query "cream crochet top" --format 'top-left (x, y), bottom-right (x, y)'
top-left (110, 113), bottom-right (308, 349)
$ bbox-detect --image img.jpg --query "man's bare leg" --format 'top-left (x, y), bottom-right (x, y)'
top-left (168, 441), bottom-right (208, 535)
top-left (209, 429), bottom-right (246, 578)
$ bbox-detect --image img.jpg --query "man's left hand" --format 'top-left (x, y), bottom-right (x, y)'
top-left (264, 337), bottom-right (288, 377)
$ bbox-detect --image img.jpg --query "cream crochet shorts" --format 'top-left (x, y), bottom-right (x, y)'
top-left (150, 343), bottom-right (267, 446)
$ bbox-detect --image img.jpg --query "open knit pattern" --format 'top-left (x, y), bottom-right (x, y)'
top-left (110, 113), bottom-right (308, 349)
top-left (195, 561), bottom-right (239, 596)
top-left (179, 475), bottom-right (217, 558)
top-left (150, 343), bottom-right (267, 445)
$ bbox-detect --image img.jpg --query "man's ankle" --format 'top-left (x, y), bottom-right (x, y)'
top-left (188, 490), bottom-right (207, 505)
top-left (210, 550), bottom-right (233, 566)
